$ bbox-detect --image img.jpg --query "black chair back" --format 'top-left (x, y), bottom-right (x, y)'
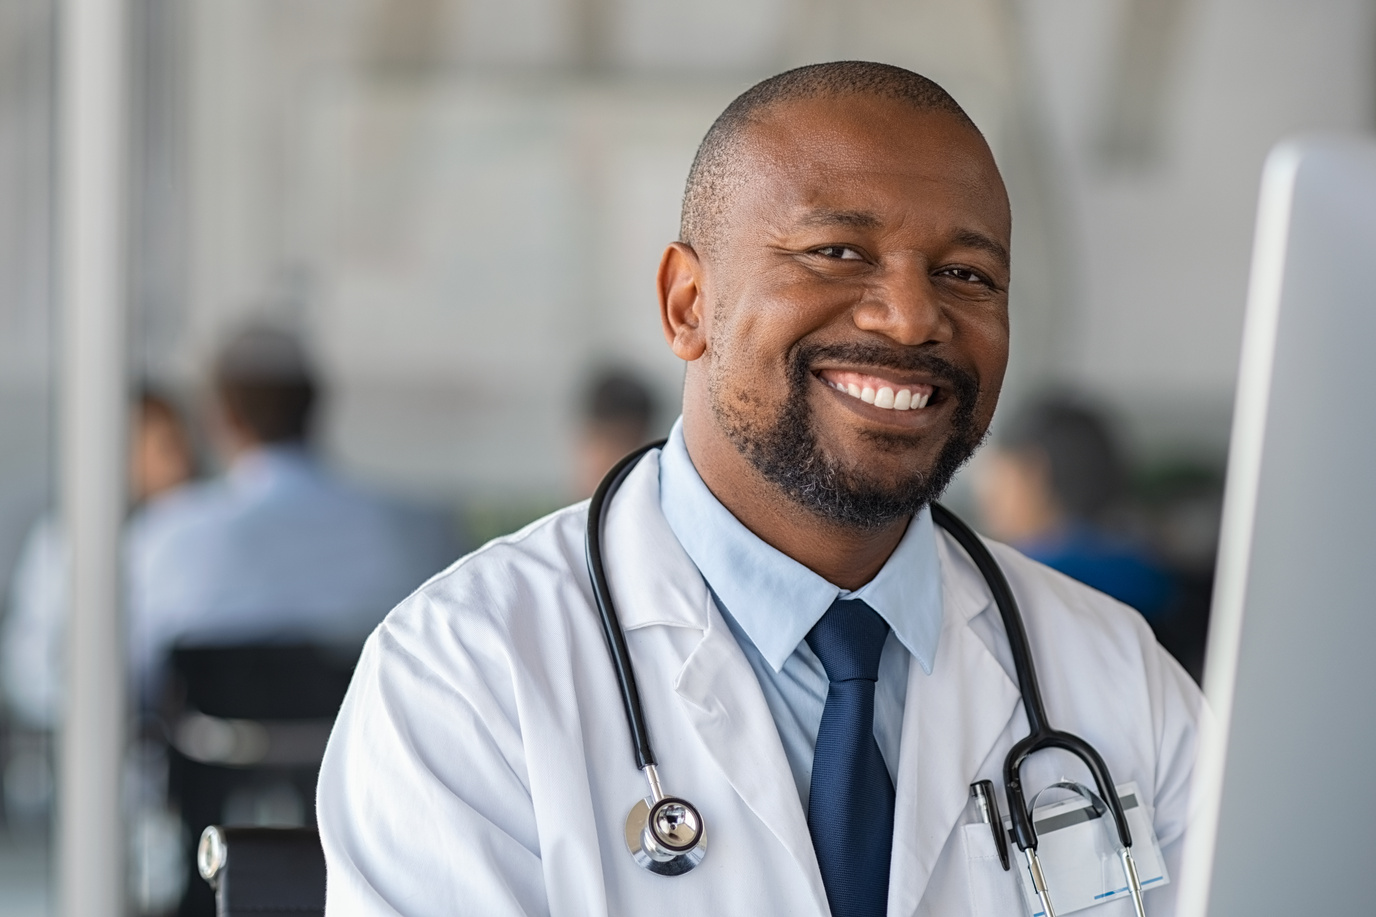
top-left (170, 643), bottom-right (358, 719)
top-left (162, 643), bottom-right (359, 917)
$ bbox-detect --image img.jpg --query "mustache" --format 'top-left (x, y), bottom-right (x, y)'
top-left (789, 341), bottom-right (979, 399)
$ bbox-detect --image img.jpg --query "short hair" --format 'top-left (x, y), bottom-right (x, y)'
top-left (1003, 396), bottom-right (1127, 520)
top-left (582, 368), bottom-right (657, 437)
top-left (213, 326), bottom-right (318, 444)
top-left (680, 61), bottom-right (979, 254)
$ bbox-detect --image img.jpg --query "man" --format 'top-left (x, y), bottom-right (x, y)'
top-left (572, 366), bottom-right (660, 498)
top-left (127, 327), bottom-right (452, 700)
top-left (318, 63), bottom-right (1200, 916)
top-left (973, 396), bottom-right (1176, 621)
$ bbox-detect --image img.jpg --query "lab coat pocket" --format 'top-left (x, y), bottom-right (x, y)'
top-left (962, 822), bottom-right (1024, 916)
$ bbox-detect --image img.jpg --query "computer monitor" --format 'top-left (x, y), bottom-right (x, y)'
top-left (1176, 136), bottom-right (1376, 914)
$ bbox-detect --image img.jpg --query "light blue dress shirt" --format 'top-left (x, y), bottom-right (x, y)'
top-left (657, 419), bottom-right (944, 809)
top-left (126, 445), bottom-right (454, 699)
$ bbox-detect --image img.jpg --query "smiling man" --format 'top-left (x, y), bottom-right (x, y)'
top-left (318, 63), bottom-right (1201, 917)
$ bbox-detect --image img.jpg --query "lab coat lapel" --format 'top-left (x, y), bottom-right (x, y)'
top-left (602, 452), bottom-right (830, 914)
top-left (888, 531), bottom-right (1022, 916)
top-left (672, 613), bottom-right (829, 912)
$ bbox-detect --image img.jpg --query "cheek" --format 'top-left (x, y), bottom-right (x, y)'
top-left (717, 274), bottom-right (850, 360)
top-left (963, 309), bottom-right (1010, 403)
top-left (705, 294), bottom-right (792, 379)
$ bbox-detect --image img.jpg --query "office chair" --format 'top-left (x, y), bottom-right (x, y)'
top-left (162, 643), bottom-right (358, 917)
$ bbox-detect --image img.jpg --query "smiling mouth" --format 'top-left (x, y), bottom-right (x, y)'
top-left (815, 368), bottom-right (936, 411)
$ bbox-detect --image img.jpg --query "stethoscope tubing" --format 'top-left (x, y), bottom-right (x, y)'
top-left (928, 504), bottom-right (1134, 853)
top-left (586, 441), bottom-right (1133, 861)
top-left (585, 441), bottom-right (664, 771)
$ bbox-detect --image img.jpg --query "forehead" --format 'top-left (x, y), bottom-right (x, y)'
top-left (729, 95), bottom-right (1010, 242)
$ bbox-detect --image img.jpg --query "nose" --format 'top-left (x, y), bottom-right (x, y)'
top-left (851, 259), bottom-right (953, 346)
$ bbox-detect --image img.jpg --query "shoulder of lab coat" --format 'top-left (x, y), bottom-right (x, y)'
top-left (318, 448), bottom-right (759, 916)
top-left (317, 496), bottom-right (602, 917)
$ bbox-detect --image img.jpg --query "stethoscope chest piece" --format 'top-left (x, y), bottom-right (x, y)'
top-left (625, 794), bottom-right (707, 875)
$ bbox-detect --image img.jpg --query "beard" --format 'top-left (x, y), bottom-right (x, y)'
top-left (710, 341), bottom-right (986, 531)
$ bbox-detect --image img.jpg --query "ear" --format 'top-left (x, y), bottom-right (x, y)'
top-left (657, 242), bottom-right (708, 362)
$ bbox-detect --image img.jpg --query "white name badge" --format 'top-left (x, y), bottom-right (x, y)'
top-left (1008, 781), bottom-right (1169, 916)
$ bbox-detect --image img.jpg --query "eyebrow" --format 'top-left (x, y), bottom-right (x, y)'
top-left (951, 229), bottom-right (1010, 270)
top-left (794, 208), bottom-right (883, 230)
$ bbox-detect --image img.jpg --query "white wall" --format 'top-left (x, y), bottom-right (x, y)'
top-left (1022, 0), bottom-right (1376, 456)
top-left (152, 0), bottom-right (1376, 501)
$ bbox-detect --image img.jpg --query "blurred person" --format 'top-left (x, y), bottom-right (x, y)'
top-left (137, 328), bottom-right (458, 917)
top-left (972, 396), bottom-right (1176, 621)
top-left (319, 63), bottom-right (1200, 917)
top-left (125, 326), bottom-right (450, 700)
top-left (573, 367), bottom-right (660, 497)
top-left (1, 390), bottom-right (197, 729)
top-left (135, 392), bottom-right (198, 502)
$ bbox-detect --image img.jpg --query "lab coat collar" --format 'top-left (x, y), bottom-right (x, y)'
top-left (601, 448), bottom-right (710, 633)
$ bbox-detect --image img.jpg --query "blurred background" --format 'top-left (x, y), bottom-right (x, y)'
top-left (2, 0), bottom-right (1373, 913)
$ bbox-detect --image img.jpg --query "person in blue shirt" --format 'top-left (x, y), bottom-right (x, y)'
top-left (127, 326), bottom-right (455, 702)
top-left (573, 367), bottom-right (661, 499)
top-left (972, 396), bottom-right (1176, 621)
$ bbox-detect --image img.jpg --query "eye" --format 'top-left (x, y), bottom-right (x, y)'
top-left (938, 266), bottom-right (992, 286)
top-left (813, 245), bottom-right (866, 261)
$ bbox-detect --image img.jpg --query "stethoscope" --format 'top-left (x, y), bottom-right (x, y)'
top-left (586, 441), bottom-right (1149, 916)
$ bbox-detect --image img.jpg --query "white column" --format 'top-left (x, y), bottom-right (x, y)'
top-left (58, 0), bottom-right (129, 915)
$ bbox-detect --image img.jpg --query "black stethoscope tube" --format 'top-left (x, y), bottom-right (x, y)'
top-left (585, 441), bottom-right (1133, 859)
top-left (929, 503), bottom-right (1133, 854)
top-left (585, 441), bottom-right (664, 770)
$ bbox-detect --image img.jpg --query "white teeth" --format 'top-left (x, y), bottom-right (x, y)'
top-left (827, 376), bottom-right (933, 411)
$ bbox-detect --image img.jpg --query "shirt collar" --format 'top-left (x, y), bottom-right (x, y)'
top-left (228, 443), bottom-right (316, 489)
top-left (657, 418), bottom-right (943, 675)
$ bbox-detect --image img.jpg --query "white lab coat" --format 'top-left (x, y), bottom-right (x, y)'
top-left (318, 450), bottom-right (1201, 916)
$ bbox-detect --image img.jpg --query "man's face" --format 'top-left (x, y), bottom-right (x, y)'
top-left (678, 96), bottom-right (1012, 529)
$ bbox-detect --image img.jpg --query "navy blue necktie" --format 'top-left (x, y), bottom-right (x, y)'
top-left (806, 598), bottom-right (895, 917)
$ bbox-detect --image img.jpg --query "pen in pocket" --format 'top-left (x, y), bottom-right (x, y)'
top-left (970, 779), bottom-right (1011, 871)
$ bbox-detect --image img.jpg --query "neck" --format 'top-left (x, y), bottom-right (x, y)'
top-left (682, 411), bottom-right (908, 592)
top-left (226, 436), bottom-right (262, 465)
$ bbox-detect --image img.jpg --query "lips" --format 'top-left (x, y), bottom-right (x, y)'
top-left (815, 368), bottom-right (936, 412)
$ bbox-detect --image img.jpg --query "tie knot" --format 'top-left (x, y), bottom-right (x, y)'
top-left (805, 599), bottom-right (890, 683)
